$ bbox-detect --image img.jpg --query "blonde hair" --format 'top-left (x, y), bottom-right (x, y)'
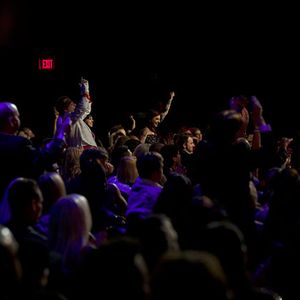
top-left (48, 193), bottom-right (92, 271)
top-left (61, 147), bottom-right (83, 183)
top-left (117, 156), bottom-right (139, 185)
top-left (37, 172), bottom-right (66, 214)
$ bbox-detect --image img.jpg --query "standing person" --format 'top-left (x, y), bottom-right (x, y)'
top-left (0, 102), bottom-right (69, 200)
top-left (139, 90), bottom-right (175, 144)
top-left (83, 113), bottom-right (104, 147)
top-left (54, 78), bottom-right (97, 182)
top-left (229, 95), bottom-right (250, 139)
top-left (54, 77), bottom-right (97, 149)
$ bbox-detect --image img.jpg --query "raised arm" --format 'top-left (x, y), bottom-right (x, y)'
top-left (160, 90), bottom-right (175, 122)
top-left (73, 77), bottom-right (92, 121)
top-left (79, 77), bottom-right (90, 100)
top-left (250, 95), bottom-right (272, 150)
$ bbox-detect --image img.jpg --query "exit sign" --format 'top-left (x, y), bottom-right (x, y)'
top-left (38, 58), bottom-right (55, 70)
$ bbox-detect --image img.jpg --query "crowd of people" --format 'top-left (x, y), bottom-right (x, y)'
top-left (0, 77), bottom-right (298, 299)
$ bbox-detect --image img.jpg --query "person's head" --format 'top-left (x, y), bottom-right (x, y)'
top-left (108, 124), bottom-right (127, 147)
top-left (0, 225), bottom-right (22, 296)
top-left (184, 136), bottom-right (195, 154)
top-left (110, 144), bottom-right (132, 170)
top-left (78, 237), bottom-right (150, 300)
top-left (109, 124), bottom-right (126, 137)
top-left (50, 193), bottom-right (92, 239)
top-left (129, 214), bottom-right (179, 272)
top-left (48, 193), bottom-right (92, 269)
top-left (80, 147), bottom-right (109, 181)
top-left (175, 134), bottom-right (195, 154)
top-left (117, 155), bottom-right (139, 185)
top-left (160, 144), bottom-right (181, 173)
top-left (137, 152), bottom-right (164, 183)
top-left (229, 95), bottom-right (249, 112)
top-left (84, 114), bottom-right (94, 128)
top-left (151, 250), bottom-right (232, 300)
top-left (37, 172), bottom-right (66, 214)
top-left (146, 109), bottom-right (161, 129)
top-left (0, 102), bottom-right (20, 134)
top-left (154, 172), bottom-right (193, 220)
top-left (190, 127), bottom-right (203, 143)
top-left (133, 143), bottom-right (151, 160)
top-left (208, 110), bottom-right (243, 143)
top-left (2, 177), bottom-right (43, 225)
top-left (198, 220), bottom-right (248, 296)
top-left (178, 126), bottom-right (192, 136)
top-left (55, 96), bottom-right (76, 116)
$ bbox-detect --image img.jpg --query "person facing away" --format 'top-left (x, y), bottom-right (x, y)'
top-left (0, 224), bottom-right (22, 300)
top-left (54, 77), bottom-right (97, 149)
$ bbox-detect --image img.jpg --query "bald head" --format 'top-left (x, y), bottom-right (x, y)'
top-left (0, 102), bottom-right (20, 134)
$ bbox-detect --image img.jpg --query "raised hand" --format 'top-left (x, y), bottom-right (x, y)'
top-left (169, 90), bottom-right (175, 101)
top-left (249, 95), bottom-right (264, 126)
top-left (250, 96), bottom-right (271, 132)
top-left (79, 77), bottom-right (90, 96)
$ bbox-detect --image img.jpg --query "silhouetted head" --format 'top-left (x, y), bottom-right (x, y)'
top-left (208, 110), bottom-right (243, 143)
top-left (0, 102), bottom-right (20, 134)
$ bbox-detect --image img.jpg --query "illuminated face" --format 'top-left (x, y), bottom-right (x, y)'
top-left (185, 136), bottom-right (195, 154)
top-left (194, 130), bottom-right (202, 141)
top-left (151, 115), bottom-right (161, 128)
top-left (24, 128), bottom-right (35, 139)
top-left (10, 104), bottom-right (21, 134)
top-left (66, 101), bottom-right (76, 113)
top-left (84, 116), bottom-right (94, 127)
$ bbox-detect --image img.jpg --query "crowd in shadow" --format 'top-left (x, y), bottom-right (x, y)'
top-left (1, 78), bottom-right (299, 299)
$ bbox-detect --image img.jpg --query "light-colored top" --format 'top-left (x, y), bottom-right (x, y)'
top-left (57, 96), bottom-right (97, 148)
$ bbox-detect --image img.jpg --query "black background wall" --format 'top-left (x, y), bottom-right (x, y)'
top-left (1, 2), bottom-right (300, 143)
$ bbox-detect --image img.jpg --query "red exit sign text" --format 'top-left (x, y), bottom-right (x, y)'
top-left (38, 58), bottom-right (55, 70)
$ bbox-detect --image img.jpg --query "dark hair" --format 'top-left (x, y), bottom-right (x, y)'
top-left (208, 110), bottom-right (243, 143)
top-left (6, 178), bottom-right (42, 217)
top-left (55, 96), bottom-right (73, 115)
top-left (137, 152), bottom-right (163, 179)
top-left (80, 148), bottom-right (107, 180)
top-left (146, 109), bottom-right (160, 121)
top-left (84, 114), bottom-right (93, 121)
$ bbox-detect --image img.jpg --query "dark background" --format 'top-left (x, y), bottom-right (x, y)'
top-left (1, 1), bottom-right (300, 144)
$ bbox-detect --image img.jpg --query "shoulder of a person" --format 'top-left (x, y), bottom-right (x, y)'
top-left (10, 134), bottom-right (32, 145)
top-left (141, 126), bottom-right (151, 133)
top-left (234, 137), bottom-right (251, 150)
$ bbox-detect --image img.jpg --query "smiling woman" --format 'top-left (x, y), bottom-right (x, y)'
top-left (84, 113), bottom-right (104, 147)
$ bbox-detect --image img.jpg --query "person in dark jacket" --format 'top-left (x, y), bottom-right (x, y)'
top-left (0, 101), bottom-right (69, 200)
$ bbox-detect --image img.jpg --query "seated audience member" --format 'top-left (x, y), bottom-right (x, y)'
top-left (126, 152), bottom-right (164, 219)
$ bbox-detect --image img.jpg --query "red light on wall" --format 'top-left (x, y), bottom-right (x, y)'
top-left (38, 58), bottom-right (55, 70)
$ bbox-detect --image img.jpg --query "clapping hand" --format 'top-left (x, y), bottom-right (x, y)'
top-left (249, 95), bottom-right (264, 126)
